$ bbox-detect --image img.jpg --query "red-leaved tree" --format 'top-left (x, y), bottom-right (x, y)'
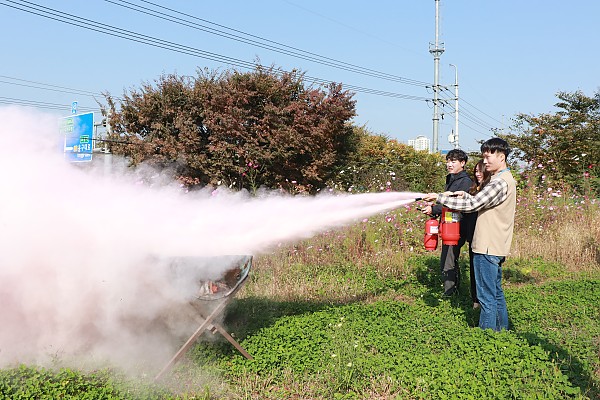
top-left (103, 66), bottom-right (356, 193)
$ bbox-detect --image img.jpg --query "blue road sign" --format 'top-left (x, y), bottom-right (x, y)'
top-left (60, 112), bottom-right (94, 162)
top-left (71, 101), bottom-right (78, 114)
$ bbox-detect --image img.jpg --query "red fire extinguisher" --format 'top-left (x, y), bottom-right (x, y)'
top-left (439, 207), bottom-right (461, 246)
top-left (424, 217), bottom-right (439, 251)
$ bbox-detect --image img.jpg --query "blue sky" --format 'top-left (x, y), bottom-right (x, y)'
top-left (1, 0), bottom-right (598, 153)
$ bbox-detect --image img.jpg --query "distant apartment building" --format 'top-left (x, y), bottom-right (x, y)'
top-left (408, 135), bottom-right (431, 153)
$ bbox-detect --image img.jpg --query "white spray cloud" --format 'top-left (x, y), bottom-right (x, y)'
top-left (0, 106), bottom-right (423, 372)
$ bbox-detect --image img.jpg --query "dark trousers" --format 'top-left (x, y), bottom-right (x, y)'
top-left (439, 236), bottom-right (466, 294)
top-left (468, 243), bottom-right (478, 304)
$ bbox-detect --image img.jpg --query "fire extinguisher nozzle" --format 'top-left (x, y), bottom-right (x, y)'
top-left (414, 197), bottom-right (423, 201)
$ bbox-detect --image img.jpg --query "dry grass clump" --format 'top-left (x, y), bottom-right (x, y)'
top-left (511, 191), bottom-right (599, 272)
top-left (244, 208), bottom-right (425, 301)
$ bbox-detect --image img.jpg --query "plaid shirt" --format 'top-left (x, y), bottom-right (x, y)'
top-left (437, 174), bottom-right (509, 212)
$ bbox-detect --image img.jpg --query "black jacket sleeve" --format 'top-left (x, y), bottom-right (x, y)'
top-left (431, 171), bottom-right (473, 217)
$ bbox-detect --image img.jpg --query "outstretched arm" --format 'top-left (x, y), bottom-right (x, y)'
top-left (424, 179), bottom-right (508, 212)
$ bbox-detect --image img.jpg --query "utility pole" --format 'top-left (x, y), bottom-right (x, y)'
top-left (429, 0), bottom-right (444, 153)
top-left (449, 63), bottom-right (459, 148)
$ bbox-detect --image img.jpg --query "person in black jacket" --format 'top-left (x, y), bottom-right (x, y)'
top-left (422, 149), bottom-right (473, 296)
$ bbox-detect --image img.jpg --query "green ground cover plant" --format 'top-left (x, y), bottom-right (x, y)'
top-left (0, 365), bottom-right (128, 399)
top-left (222, 298), bottom-right (585, 399)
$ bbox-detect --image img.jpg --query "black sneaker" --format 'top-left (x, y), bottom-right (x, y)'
top-left (442, 285), bottom-right (459, 296)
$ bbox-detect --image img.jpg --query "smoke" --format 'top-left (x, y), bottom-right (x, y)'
top-left (0, 106), bottom-right (423, 373)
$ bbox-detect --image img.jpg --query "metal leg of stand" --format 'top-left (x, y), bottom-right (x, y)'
top-left (154, 299), bottom-right (228, 381)
top-left (210, 323), bottom-right (253, 360)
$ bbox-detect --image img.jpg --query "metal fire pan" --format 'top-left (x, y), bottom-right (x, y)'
top-left (166, 255), bottom-right (252, 301)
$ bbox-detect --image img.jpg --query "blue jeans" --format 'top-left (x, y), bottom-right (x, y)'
top-left (473, 253), bottom-right (509, 331)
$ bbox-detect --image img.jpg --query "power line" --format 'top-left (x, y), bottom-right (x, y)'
top-left (436, 90), bottom-right (495, 140)
top-left (0, 0), bottom-right (428, 101)
top-left (0, 0), bottom-right (256, 69)
top-left (283, 0), bottom-right (425, 59)
top-left (439, 111), bottom-right (493, 138)
top-left (106, 0), bottom-right (429, 87)
top-left (440, 86), bottom-right (505, 128)
top-left (439, 90), bottom-right (497, 132)
top-left (460, 97), bottom-right (506, 127)
top-left (0, 72), bottom-right (429, 113)
top-left (0, 0), bottom-right (503, 134)
top-left (307, 77), bottom-right (429, 101)
top-left (0, 75), bottom-right (106, 98)
top-left (442, 104), bottom-right (495, 136)
top-left (0, 96), bottom-right (100, 112)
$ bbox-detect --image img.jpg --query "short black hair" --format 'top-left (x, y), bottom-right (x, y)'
top-left (446, 149), bottom-right (468, 162)
top-left (481, 137), bottom-right (511, 158)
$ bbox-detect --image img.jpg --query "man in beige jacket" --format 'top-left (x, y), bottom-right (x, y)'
top-left (423, 137), bottom-right (516, 331)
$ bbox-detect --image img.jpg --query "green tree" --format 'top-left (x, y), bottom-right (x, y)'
top-left (499, 90), bottom-right (599, 194)
top-left (328, 126), bottom-right (446, 193)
